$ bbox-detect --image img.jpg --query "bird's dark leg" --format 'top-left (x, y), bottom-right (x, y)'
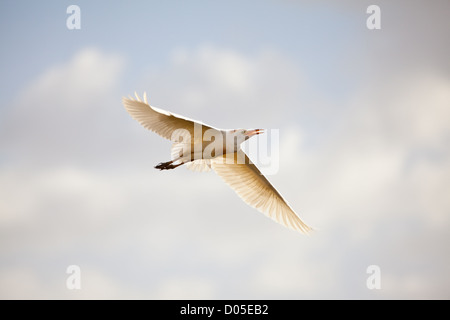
top-left (154, 160), bottom-right (184, 170)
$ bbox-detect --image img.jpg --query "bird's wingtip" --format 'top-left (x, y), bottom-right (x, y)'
top-left (122, 92), bottom-right (149, 105)
top-left (301, 225), bottom-right (316, 235)
top-left (143, 92), bottom-right (148, 104)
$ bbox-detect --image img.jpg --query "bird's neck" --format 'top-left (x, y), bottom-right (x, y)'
top-left (223, 131), bottom-right (245, 153)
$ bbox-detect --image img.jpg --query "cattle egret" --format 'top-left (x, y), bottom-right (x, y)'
top-left (123, 93), bottom-right (312, 233)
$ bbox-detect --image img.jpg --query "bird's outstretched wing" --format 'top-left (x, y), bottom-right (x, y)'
top-left (122, 92), bottom-right (219, 143)
top-left (211, 150), bottom-right (312, 233)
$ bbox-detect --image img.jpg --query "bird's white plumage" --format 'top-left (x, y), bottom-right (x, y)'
top-left (122, 93), bottom-right (312, 233)
top-left (212, 151), bottom-right (312, 233)
top-left (186, 159), bottom-right (212, 172)
top-left (122, 92), bottom-right (220, 143)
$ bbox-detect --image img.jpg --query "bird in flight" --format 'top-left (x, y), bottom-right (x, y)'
top-left (123, 93), bottom-right (312, 233)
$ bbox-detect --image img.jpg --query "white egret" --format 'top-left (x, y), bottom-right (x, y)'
top-left (123, 93), bottom-right (312, 233)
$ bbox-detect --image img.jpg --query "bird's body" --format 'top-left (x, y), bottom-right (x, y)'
top-left (123, 93), bottom-right (312, 233)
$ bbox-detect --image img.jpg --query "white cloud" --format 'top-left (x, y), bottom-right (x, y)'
top-left (349, 71), bottom-right (450, 150)
top-left (0, 265), bottom-right (134, 299)
top-left (0, 166), bottom-right (125, 228)
top-left (1, 43), bottom-right (449, 300)
top-left (0, 267), bottom-right (43, 299)
top-left (0, 48), bottom-right (126, 166)
top-left (19, 47), bottom-right (124, 109)
top-left (154, 276), bottom-right (216, 299)
top-left (140, 45), bottom-right (306, 130)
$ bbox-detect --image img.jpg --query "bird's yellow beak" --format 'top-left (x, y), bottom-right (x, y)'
top-left (245, 129), bottom-right (264, 137)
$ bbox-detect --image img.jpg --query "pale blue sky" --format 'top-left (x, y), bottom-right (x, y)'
top-left (0, 1), bottom-right (364, 103)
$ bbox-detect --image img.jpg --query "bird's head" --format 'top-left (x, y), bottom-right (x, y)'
top-left (229, 128), bottom-right (264, 143)
top-left (244, 128), bottom-right (264, 140)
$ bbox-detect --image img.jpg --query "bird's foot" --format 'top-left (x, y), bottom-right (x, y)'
top-left (155, 160), bottom-right (183, 170)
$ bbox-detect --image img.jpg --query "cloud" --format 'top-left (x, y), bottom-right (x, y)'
top-left (0, 265), bottom-right (133, 299)
top-left (1, 39), bottom-right (450, 300)
top-left (154, 276), bottom-right (216, 299)
top-left (0, 47), bottom-right (126, 167)
top-left (139, 45), bottom-right (306, 130)
top-left (348, 71), bottom-right (450, 150)
top-left (0, 166), bottom-right (125, 228)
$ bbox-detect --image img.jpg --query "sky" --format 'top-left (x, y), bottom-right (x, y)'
top-left (0, 0), bottom-right (449, 299)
